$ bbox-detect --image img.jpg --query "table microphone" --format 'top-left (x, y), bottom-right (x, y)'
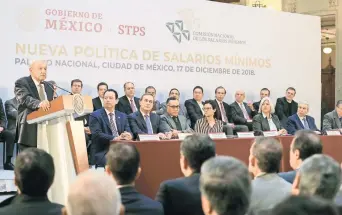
top-left (42, 81), bottom-right (73, 95)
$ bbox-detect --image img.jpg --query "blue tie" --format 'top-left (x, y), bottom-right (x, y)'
top-left (144, 115), bottom-right (153, 134)
top-left (303, 118), bottom-right (310, 130)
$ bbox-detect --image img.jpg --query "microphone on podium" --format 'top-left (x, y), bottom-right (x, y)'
top-left (41, 81), bottom-right (73, 96)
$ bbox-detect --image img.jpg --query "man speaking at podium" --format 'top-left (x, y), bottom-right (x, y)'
top-left (14, 60), bottom-right (54, 151)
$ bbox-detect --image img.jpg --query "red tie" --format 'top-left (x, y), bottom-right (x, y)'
top-left (220, 102), bottom-right (228, 122)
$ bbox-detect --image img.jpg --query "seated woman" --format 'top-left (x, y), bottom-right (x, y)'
top-left (252, 97), bottom-right (287, 135)
top-left (194, 100), bottom-right (224, 134)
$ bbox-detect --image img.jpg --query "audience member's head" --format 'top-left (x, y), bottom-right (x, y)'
top-left (193, 86), bottom-right (204, 102)
top-left (289, 130), bottom-right (323, 170)
top-left (14, 148), bottom-right (55, 197)
top-left (249, 137), bottom-right (282, 177)
top-left (200, 156), bottom-right (251, 215)
top-left (215, 86), bottom-right (226, 102)
top-left (297, 101), bottom-right (309, 118)
top-left (103, 89), bottom-right (118, 111)
top-left (258, 97), bottom-right (275, 114)
top-left (166, 97), bottom-right (180, 117)
top-left (106, 143), bottom-right (141, 186)
top-left (169, 88), bottom-right (180, 100)
top-left (139, 93), bottom-right (154, 113)
top-left (271, 195), bottom-right (339, 215)
top-left (335, 100), bottom-right (342, 117)
top-left (64, 170), bottom-right (122, 215)
top-left (285, 87), bottom-right (296, 101)
top-left (235, 90), bottom-right (245, 103)
top-left (259, 88), bottom-right (270, 99)
top-left (293, 154), bottom-right (341, 200)
top-left (97, 82), bottom-right (108, 98)
top-left (71, 79), bottom-right (83, 94)
top-left (180, 134), bottom-right (216, 177)
top-left (145, 86), bottom-right (156, 98)
top-left (124, 82), bottom-right (135, 98)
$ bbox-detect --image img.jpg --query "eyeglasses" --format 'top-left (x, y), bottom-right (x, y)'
top-left (168, 105), bottom-right (180, 109)
top-left (203, 107), bottom-right (213, 111)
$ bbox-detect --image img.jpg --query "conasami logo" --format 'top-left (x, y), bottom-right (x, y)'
top-left (166, 20), bottom-right (190, 43)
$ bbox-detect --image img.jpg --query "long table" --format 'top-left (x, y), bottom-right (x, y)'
top-left (113, 136), bottom-right (342, 199)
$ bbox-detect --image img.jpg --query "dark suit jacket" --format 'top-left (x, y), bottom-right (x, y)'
top-left (214, 100), bottom-right (233, 123)
top-left (322, 110), bottom-right (342, 132)
top-left (89, 108), bottom-right (131, 166)
top-left (159, 114), bottom-right (193, 133)
top-left (253, 101), bottom-right (261, 112)
top-left (0, 194), bottom-right (63, 215)
top-left (15, 76), bottom-right (53, 147)
top-left (5, 98), bottom-right (18, 131)
top-left (92, 96), bottom-right (102, 111)
top-left (184, 99), bottom-right (204, 128)
top-left (275, 97), bottom-right (298, 127)
top-left (0, 98), bottom-right (6, 128)
top-left (120, 186), bottom-right (163, 215)
top-left (128, 111), bottom-right (162, 139)
top-left (156, 173), bottom-right (204, 215)
top-left (252, 113), bottom-right (283, 132)
top-left (116, 96), bottom-right (140, 115)
top-left (287, 114), bottom-right (319, 135)
top-left (278, 170), bottom-right (297, 184)
top-left (230, 101), bottom-right (257, 125)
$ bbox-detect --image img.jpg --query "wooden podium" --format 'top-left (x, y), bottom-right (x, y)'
top-left (27, 95), bottom-right (93, 204)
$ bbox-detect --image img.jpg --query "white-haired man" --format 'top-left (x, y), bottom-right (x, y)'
top-left (15, 60), bottom-right (54, 150)
top-left (287, 101), bottom-right (319, 135)
top-left (63, 170), bottom-right (123, 215)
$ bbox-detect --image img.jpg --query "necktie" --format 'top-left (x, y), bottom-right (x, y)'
top-left (144, 115), bottom-right (154, 134)
top-left (220, 102), bottom-right (228, 122)
top-left (38, 84), bottom-right (46, 101)
top-left (130, 99), bottom-right (137, 112)
top-left (240, 103), bottom-right (250, 120)
top-left (172, 116), bottom-right (183, 131)
top-left (109, 113), bottom-right (118, 136)
top-left (303, 118), bottom-right (310, 129)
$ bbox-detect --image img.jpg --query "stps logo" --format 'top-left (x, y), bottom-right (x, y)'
top-left (166, 20), bottom-right (190, 43)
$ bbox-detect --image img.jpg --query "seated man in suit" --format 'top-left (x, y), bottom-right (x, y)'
top-left (287, 101), bottom-right (319, 135)
top-left (252, 97), bottom-right (287, 136)
top-left (248, 137), bottom-right (291, 213)
top-left (322, 100), bottom-right (342, 133)
top-left (92, 82), bottom-right (108, 111)
top-left (64, 170), bottom-right (122, 215)
top-left (275, 87), bottom-right (298, 128)
top-left (89, 89), bottom-right (132, 167)
top-left (230, 90), bottom-right (257, 131)
top-left (253, 88), bottom-right (270, 111)
top-left (128, 93), bottom-right (167, 140)
top-left (185, 86), bottom-right (205, 129)
top-left (214, 86), bottom-right (248, 135)
top-left (0, 98), bottom-right (15, 170)
top-left (145, 86), bottom-right (163, 115)
top-left (156, 134), bottom-right (216, 215)
top-left (160, 88), bottom-right (189, 118)
top-left (106, 143), bottom-right (163, 215)
top-left (116, 82), bottom-right (140, 115)
top-left (160, 97), bottom-right (193, 138)
top-left (200, 156), bottom-right (251, 215)
top-left (0, 148), bottom-right (63, 214)
top-left (278, 130), bottom-right (322, 184)
top-left (292, 154), bottom-right (341, 202)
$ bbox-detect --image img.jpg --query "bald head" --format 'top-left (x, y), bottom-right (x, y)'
top-left (65, 170), bottom-right (121, 215)
top-left (29, 60), bottom-right (47, 82)
top-left (235, 90), bottom-right (245, 103)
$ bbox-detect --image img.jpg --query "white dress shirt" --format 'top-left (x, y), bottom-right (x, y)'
top-left (100, 97), bottom-right (104, 106)
top-left (197, 101), bottom-right (204, 115)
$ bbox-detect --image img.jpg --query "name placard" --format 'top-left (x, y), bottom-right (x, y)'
top-left (178, 133), bottom-right (193, 140)
top-left (138, 134), bottom-right (160, 141)
top-left (263, 131), bottom-right (278, 137)
top-left (209, 133), bottom-right (227, 139)
top-left (326, 130), bottom-right (341, 136)
top-left (237, 132), bottom-right (255, 138)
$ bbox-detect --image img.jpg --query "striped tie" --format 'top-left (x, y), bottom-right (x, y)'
top-left (109, 113), bottom-right (118, 136)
